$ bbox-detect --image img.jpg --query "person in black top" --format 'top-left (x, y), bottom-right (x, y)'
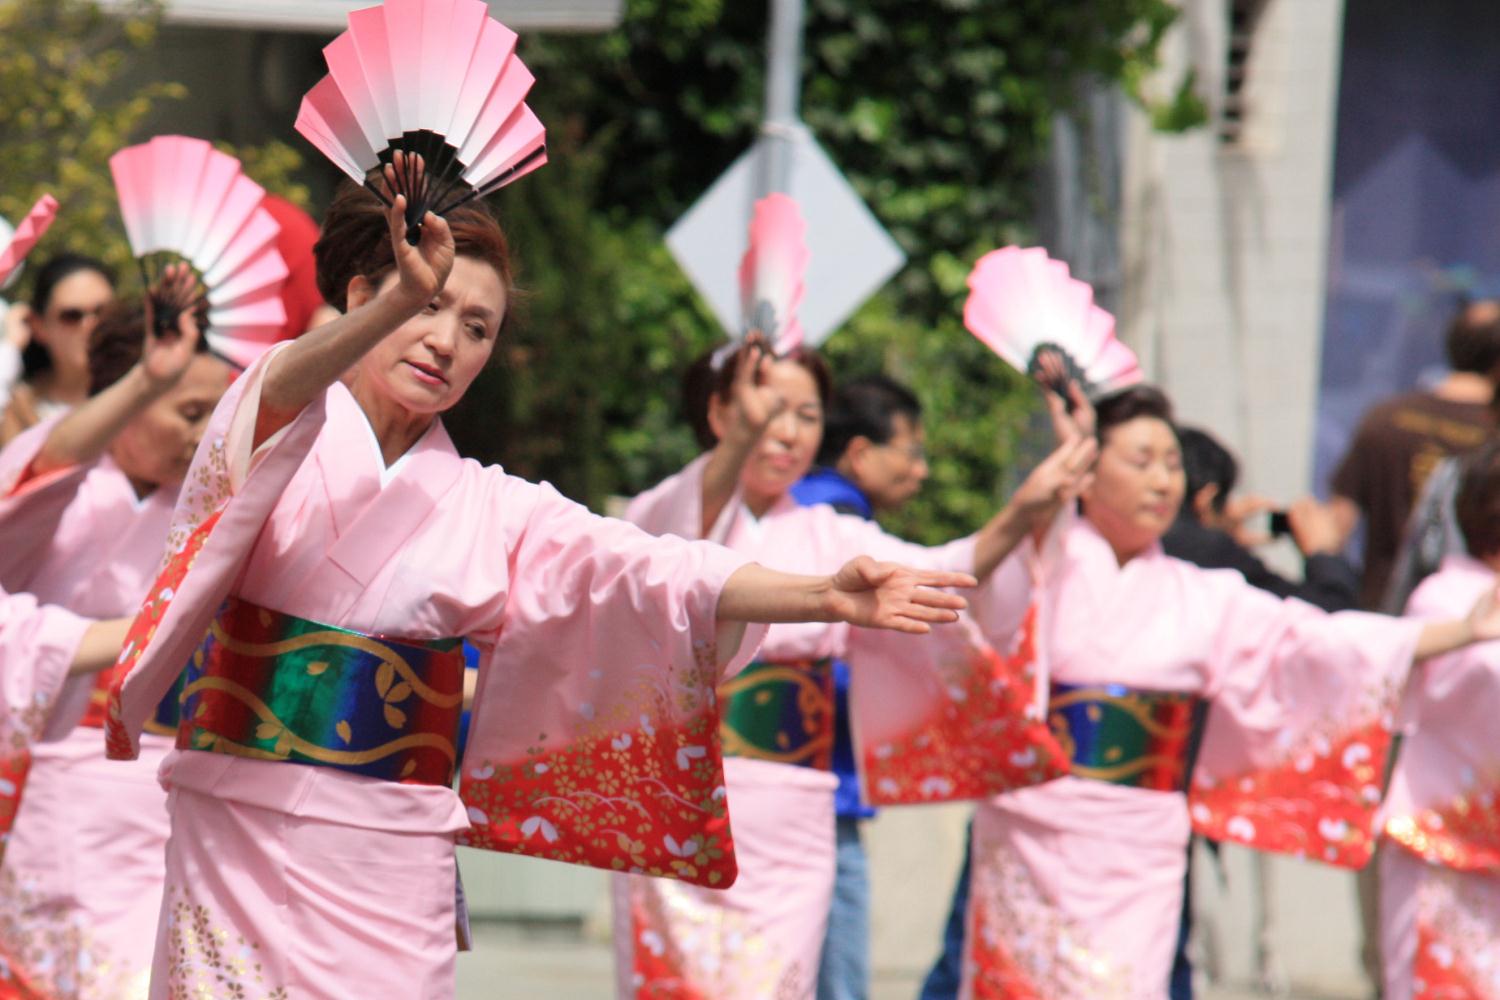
top-left (1164, 427), bottom-right (1359, 612)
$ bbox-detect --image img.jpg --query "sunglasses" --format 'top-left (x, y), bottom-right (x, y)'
top-left (51, 305), bottom-right (106, 326)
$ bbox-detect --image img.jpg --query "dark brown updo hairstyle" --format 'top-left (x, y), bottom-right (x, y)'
top-left (1455, 439), bottom-right (1500, 559)
top-left (314, 182), bottom-right (514, 324)
top-left (682, 342), bottom-right (834, 450)
top-left (1092, 384), bottom-right (1178, 444)
top-left (87, 299), bottom-right (209, 396)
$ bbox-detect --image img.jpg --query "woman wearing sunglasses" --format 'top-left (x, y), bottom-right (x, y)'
top-left (0, 269), bottom-right (230, 998)
top-left (0, 254), bottom-right (116, 447)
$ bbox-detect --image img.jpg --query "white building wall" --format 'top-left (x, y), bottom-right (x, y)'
top-left (1120, 0), bottom-right (1368, 993)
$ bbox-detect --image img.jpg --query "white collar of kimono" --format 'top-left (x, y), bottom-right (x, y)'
top-left (735, 490), bottom-right (799, 539)
top-left (352, 405), bottom-right (436, 488)
top-left (100, 448), bottom-right (168, 511)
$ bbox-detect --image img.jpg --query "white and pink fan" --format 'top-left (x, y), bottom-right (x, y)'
top-left (963, 246), bottom-right (1143, 399)
top-left (737, 192), bottom-right (809, 355)
top-left (0, 194), bottom-right (60, 290)
top-left (296, 0), bottom-right (548, 244)
top-left (110, 136), bottom-right (288, 368)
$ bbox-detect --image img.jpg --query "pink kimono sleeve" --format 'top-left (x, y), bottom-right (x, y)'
top-left (624, 453), bottom-right (738, 543)
top-left (457, 481), bottom-right (767, 889)
top-left (105, 345), bottom-right (327, 759)
top-left (1188, 575), bottom-right (1420, 868)
top-left (0, 415), bottom-right (88, 587)
top-left (845, 529), bottom-right (1067, 807)
top-left (0, 589), bottom-right (89, 844)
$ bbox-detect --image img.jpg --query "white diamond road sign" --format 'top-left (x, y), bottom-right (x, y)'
top-left (667, 127), bottom-right (906, 348)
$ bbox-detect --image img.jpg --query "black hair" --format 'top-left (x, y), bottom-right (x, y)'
top-left (816, 374), bottom-right (922, 466)
top-left (21, 253), bottom-right (116, 377)
top-left (681, 343), bottom-right (834, 450)
top-left (1446, 299), bottom-right (1500, 376)
top-left (1456, 439), bottom-right (1500, 559)
top-left (1093, 384), bottom-right (1177, 443)
top-left (1177, 426), bottom-right (1238, 515)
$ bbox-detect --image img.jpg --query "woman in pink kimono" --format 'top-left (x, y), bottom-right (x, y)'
top-left (951, 384), bottom-right (1500, 1000)
top-left (1379, 438), bottom-right (1500, 999)
top-left (0, 590), bottom-right (131, 843)
top-left (102, 170), bottom-right (975, 1000)
top-left (0, 274), bottom-right (232, 999)
top-left (611, 343), bottom-right (1097, 999)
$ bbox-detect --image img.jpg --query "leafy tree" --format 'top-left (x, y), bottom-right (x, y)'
top-left (472, 0), bottom-right (1190, 541)
top-left (0, 0), bottom-right (306, 295)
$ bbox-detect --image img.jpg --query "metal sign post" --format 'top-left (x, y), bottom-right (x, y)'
top-left (757, 0), bottom-right (806, 197)
top-left (667, 0), bottom-right (906, 347)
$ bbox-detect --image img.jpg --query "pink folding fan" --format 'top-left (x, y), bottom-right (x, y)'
top-left (738, 193), bottom-right (810, 356)
top-left (963, 245), bottom-right (1143, 400)
top-left (296, 0), bottom-right (548, 244)
top-left (110, 136), bottom-right (289, 368)
top-left (0, 195), bottom-right (60, 289)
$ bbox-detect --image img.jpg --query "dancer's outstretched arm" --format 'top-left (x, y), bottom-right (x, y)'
top-left (69, 618), bottom-right (131, 676)
top-left (719, 558), bottom-right (974, 636)
top-left (30, 264), bottom-right (203, 476)
top-left (1416, 584), bottom-right (1500, 660)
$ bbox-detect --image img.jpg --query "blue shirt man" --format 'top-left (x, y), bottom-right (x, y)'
top-left (790, 375), bottom-right (928, 1000)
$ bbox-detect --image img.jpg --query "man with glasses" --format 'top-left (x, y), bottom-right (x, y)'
top-left (791, 374), bottom-right (929, 1000)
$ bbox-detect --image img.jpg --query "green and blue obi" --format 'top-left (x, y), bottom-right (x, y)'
top-left (1047, 681), bottom-right (1207, 792)
top-left (720, 658), bottom-right (835, 770)
top-left (175, 596), bottom-right (465, 786)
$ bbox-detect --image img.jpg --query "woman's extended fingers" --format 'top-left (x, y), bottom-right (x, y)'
top-left (419, 210), bottom-right (451, 253)
top-left (388, 192), bottom-right (409, 245)
top-left (907, 586), bottom-right (969, 611)
top-left (906, 568), bottom-right (977, 591)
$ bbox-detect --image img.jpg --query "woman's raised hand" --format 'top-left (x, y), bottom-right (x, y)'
top-left (383, 152), bottom-right (455, 308)
top-left (1044, 376), bottom-right (1096, 445)
top-left (141, 262), bottom-right (203, 389)
top-left (825, 556), bottom-right (975, 635)
top-left (723, 337), bottom-right (787, 443)
top-left (1010, 433), bottom-right (1097, 531)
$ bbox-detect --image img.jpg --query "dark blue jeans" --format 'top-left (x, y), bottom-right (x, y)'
top-left (816, 817), bottom-right (871, 1000)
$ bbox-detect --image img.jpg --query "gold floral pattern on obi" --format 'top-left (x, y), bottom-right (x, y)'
top-left (0, 866), bottom-right (145, 1000)
top-left (459, 639), bottom-right (739, 888)
top-left (718, 659), bottom-right (834, 769)
top-left (162, 886), bottom-right (287, 1000)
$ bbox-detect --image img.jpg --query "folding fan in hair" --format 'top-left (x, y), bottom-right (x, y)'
top-left (721, 193), bottom-right (809, 368)
top-left (0, 194), bottom-right (60, 290)
top-left (295, 0), bottom-right (548, 245)
top-left (963, 245), bottom-right (1143, 401)
top-left (109, 136), bottom-right (289, 369)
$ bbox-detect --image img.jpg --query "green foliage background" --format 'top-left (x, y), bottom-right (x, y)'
top-left (0, 0), bottom-right (307, 288)
top-left (453, 0), bottom-right (1186, 542)
top-left (2, 0), bottom-right (1190, 543)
